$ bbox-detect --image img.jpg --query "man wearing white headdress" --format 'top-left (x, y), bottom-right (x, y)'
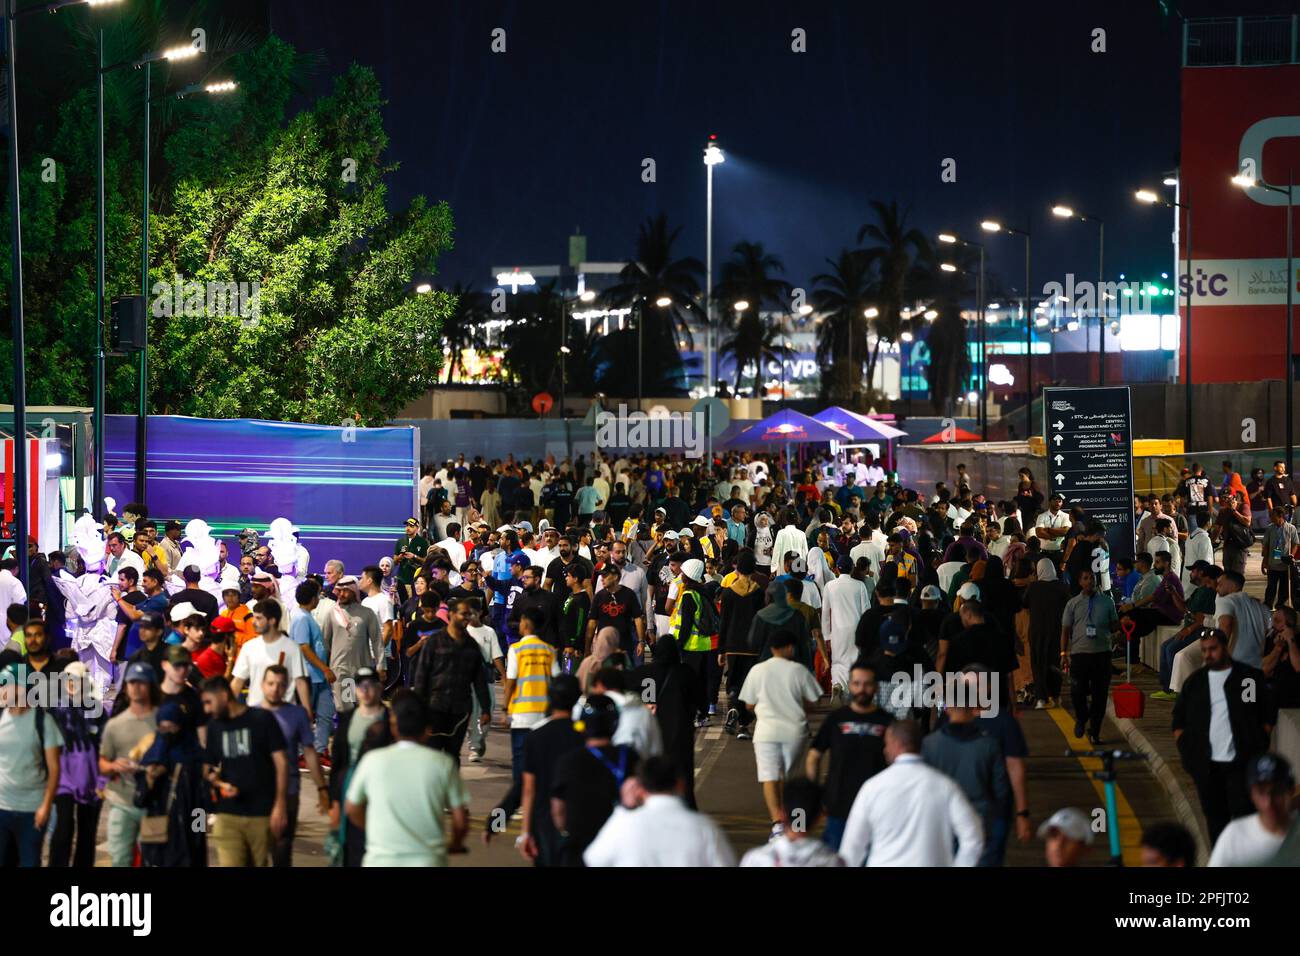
top-left (173, 519), bottom-right (225, 600)
top-left (267, 518), bottom-right (308, 596)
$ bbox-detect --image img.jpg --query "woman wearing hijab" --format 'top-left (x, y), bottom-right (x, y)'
top-left (134, 699), bottom-right (209, 867)
top-left (576, 626), bottom-right (620, 693)
top-left (1022, 557), bottom-right (1071, 708)
top-left (47, 663), bottom-right (107, 868)
top-left (806, 545), bottom-right (833, 605)
top-left (633, 634), bottom-right (699, 807)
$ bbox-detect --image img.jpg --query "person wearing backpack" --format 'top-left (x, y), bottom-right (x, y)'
top-left (0, 661), bottom-right (64, 867)
top-left (1212, 490), bottom-right (1254, 576)
top-left (671, 559), bottom-right (715, 727)
top-left (550, 694), bottom-right (638, 866)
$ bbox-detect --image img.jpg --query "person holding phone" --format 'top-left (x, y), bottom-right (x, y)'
top-left (98, 662), bottom-right (159, 867)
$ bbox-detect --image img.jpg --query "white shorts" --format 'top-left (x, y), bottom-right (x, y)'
top-left (753, 739), bottom-right (803, 783)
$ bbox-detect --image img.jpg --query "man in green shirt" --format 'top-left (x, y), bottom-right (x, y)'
top-left (345, 692), bottom-right (469, 866)
top-left (394, 518), bottom-right (428, 593)
top-left (1153, 562), bottom-right (1222, 700)
top-left (1060, 568), bottom-right (1119, 745)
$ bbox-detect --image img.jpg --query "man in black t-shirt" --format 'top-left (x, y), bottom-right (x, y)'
top-left (806, 661), bottom-right (892, 851)
top-left (515, 675), bottom-right (584, 867)
top-left (1264, 460), bottom-right (1298, 513)
top-left (167, 567), bottom-right (220, 622)
top-left (588, 566), bottom-right (645, 658)
top-left (200, 675), bottom-right (289, 867)
top-left (447, 560), bottom-right (488, 613)
top-left (550, 695), bottom-right (638, 867)
top-left (545, 535), bottom-right (593, 594)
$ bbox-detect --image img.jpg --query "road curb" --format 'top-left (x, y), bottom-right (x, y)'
top-left (1107, 699), bottom-right (1210, 865)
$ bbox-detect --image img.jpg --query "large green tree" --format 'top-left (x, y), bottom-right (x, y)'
top-left (3, 25), bottom-right (453, 425)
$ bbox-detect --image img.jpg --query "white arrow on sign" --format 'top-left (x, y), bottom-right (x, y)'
top-left (1055, 473), bottom-right (1065, 483)
top-left (1052, 434), bottom-right (1063, 446)
top-left (1053, 454), bottom-right (1064, 465)
top-left (1053, 420), bottom-right (1065, 430)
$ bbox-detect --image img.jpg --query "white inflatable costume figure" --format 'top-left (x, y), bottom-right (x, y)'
top-left (50, 514), bottom-right (118, 702)
top-left (267, 517), bottom-right (307, 596)
top-left (174, 519), bottom-right (229, 600)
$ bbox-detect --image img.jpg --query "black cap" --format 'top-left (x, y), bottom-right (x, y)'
top-left (164, 519), bottom-right (184, 532)
top-left (354, 667), bottom-right (381, 686)
top-left (1247, 753), bottom-right (1294, 788)
top-left (576, 694), bottom-right (620, 739)
top-left (139, 612), bottom-right (165, 630)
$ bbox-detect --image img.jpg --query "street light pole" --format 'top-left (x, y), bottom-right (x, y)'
top-left (5, 0), bottom-right (27, 586)
top-left (94, 25), bottom-right (106, 519)
top-left (136, 59), bottom-right (149, 505)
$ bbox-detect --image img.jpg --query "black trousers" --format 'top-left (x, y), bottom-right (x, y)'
top-left (1194, 759), bottom-right (1253, 845)
top-left (725, 654), bottom-right (757, 728)
top-left (1030, 627), bottom-right (1061, 703)
top-left (1264, 567), bottom-right (1297, 608)
top-left (271, 791), bottom-right (301, 868)
top-left (1123, 607), bottom-right (1177, 640)
top-left (1069, 651), bottom-right (1111, 737)
top-left (680, 650), bottom-right (710, 719)
top-left (48, 796), bottom-right (101, 868)
top-left (428, 709), bottom-right (471, 765)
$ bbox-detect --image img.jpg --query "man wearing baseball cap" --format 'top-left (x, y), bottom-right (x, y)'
top-left (1209, 753), bottom-right (1300, 866)
top-left (1038, 806), bottom-right (1093, 867)
top-left (98, 661), bottom-right (157, 866)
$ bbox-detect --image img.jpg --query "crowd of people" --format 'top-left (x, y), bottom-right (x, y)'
top-left (0, 449), bottom-right (1297, 868)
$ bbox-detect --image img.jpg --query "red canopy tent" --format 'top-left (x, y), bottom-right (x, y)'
top-left (920, 427), bottom-right (983, 444)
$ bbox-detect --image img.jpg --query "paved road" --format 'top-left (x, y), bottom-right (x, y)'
top-left (90, 674), bottom-right (1171, 867)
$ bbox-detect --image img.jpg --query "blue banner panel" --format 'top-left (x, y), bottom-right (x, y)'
top-left (106, 415), bottom-right (417, 576)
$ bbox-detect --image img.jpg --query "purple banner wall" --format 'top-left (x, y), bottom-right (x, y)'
top-left (106, 415), bottom-right (418, 576)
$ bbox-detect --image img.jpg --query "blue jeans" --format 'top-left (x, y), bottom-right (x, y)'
top-left (822, 815), bottom-right (847, 851)
top-left (1159, 629), bottom-right (1199, 693)
top-left (0, 809), bottom-right (44, 867)
top-left (978, 815), bottom-right (1009, 867)
top-left (311, 682), bottom-right (335, 755)
top-left (511, 728), bottom-right (529, 786)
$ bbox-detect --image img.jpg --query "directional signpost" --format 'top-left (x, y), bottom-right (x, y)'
top-left (1043, 386), bottom-right (1136, 562)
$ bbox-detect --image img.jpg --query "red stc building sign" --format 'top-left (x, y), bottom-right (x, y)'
top-left (1180, 64), bottom-right (1300, 382)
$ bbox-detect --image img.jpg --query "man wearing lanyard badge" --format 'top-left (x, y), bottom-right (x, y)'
top-left (1060, 569), bottom-right (1119, 746)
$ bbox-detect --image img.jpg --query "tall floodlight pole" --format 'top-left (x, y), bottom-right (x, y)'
top-left (1137, 188), bottom-right (1192, 451)
top-left (982, 219), bottom-right (1032, 425)
top-left (703, 136), bottom-right (724, 465)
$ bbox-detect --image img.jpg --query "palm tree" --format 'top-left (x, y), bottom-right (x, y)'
top-left (714, 241), bottom-right (793, 396)
top-left (603, 213), bottom-right (704, 345)
top-left (915, 245), bottom-right (975, 414)
top-left (811, 248), bottom-right (876, 406)
top-left (719, 317), bottom-right (794, 397)
top-left (438, 283), bottom-right (489, 383)
top-left (857, 200), bottom-right (930, 392)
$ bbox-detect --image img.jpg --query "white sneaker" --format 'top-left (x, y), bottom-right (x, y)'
top-left (1034, 700), bottom-right (1047, 710)
top-left (468, 751), bottom-right (483, 762)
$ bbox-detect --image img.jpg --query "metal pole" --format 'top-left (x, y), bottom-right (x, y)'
top-left (705, 160), bottom-right (713, 464)
top-left (1287, 176), bottom-right (1294, 476)
top-left (1098, 220), bottom-right (1106, 386)
top-left (636, 298), bottom-right (643, 412)
top-left (136, 59), bottom-right (149, 504)
top-left (6, 1), bottom-right (28, 590)
top-left (979, 245), bottom-right (987, 441)
top-left (1184, 204), bottom-right (1193, 453)
top-left (94, 27), bottom-right (106, 520)
top-left (1025, 225), bottom-right (1033, 422)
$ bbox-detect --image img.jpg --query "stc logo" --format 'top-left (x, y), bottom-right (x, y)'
top-left (1176, 268), bottom-right (1229, 297)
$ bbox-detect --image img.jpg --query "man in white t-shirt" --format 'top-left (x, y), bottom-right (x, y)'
top-left (466, 603), bottom-right (504, 763)
top-left (230, 599), bottom-right (311, 710)
top-left (1209, 753), bottom-right (1300, 866)
top-left (360, 565), bottom-right (395, 665)
top-left (738, 631), bottom-right (822, 839)
top-left (1034, 493), bottom-right (1071, 554)
top-left (1215, 571), bottom-right (1270, 669)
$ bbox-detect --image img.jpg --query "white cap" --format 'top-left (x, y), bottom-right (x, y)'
top-left (691, 515), bottom-right (709, 527)
top-left (681, 558), bottom-right (704, 582)
top-left (496, 524), bottom-right (513, 533)
top-left (679, 528), bottom-right (695, 538)
top-left (1036, 807), bottom-right (1094, 844)
top-left (957, 582), bottom-right (981, 601)
top-left (170, 602), bottom-right (200, 623)
top-left (662, 530), bottom-right (679, 540)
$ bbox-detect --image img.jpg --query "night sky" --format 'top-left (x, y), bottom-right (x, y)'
top-left (269, 0), bottom-right (1294, 297)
